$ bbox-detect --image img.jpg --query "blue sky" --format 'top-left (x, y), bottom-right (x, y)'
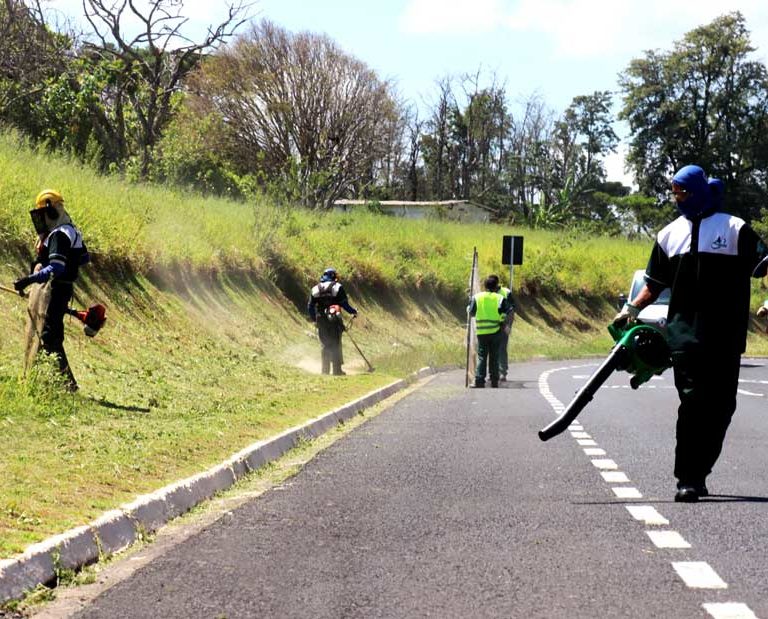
top-left (51, 1), bottom-right (768, 184)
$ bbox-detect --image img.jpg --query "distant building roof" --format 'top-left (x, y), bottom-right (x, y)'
top-left (333, 199), bottom-right (497, 213)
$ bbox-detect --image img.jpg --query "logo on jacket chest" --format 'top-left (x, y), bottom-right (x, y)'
top-left (710, 235), bottom-right (728, 250)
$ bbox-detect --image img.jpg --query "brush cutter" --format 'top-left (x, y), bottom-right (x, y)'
top-left (538, 321), bottom-right (671, 441)
top-left (344, 315), bottom-right (375, 372)
top-left (66, 304), bottom-right (107, 337)
top-left (2, 282), bottom-right (107, 337)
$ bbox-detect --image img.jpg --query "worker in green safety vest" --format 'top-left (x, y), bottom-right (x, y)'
top-left (468, 274), bottom-right (512, 388)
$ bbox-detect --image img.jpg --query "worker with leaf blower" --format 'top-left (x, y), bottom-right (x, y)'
top-left (613, 165), bottom-right (768, 503)
top-left (307, 268), bottom-right (358, 375)
top-left (12, 189), bottom-right (90, 392)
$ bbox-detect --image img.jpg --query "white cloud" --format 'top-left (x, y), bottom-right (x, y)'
top-left (505, 0), bottom-right (768, 59)
top-left (399, 0), bottom-right (506, 34)
top-left (602, 143), bottom-right (636, 189)
top-left (399, 0), bottom-right (768, 59)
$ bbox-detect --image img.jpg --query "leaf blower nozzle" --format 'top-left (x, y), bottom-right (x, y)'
top-left (538, 322), bottom-right (671, 441)
top-left (67, 303), bottom-right (107, 337)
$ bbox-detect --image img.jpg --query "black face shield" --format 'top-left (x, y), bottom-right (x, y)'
top-left (29, 209), bottom-right (48, 235)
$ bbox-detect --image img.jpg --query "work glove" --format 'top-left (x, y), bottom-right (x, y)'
top-left (612, 303), bottom-right (640, 328)
top-left (13, 276), bottom-right (32, 294)
top-left (757, 305), bottom-right (768, 318)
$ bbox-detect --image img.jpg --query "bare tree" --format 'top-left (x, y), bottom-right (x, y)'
top-left (81, 0), bottom-right (251, 177)
top-left (404, 107), bottom-right (424, 200)
top-left (188, 19), bottom-right (401, 209)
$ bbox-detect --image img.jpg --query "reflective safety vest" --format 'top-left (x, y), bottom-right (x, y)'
top-left (474, 291), bottom-right (504, 335)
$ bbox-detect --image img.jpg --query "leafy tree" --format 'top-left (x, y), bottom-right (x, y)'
top-left (619, 12), bottom-right (768, 220)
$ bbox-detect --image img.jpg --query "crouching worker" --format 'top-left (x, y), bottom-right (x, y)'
top-left (13, 190), bottom-right (90, 391)
top-left (468, 275), bottom-right (511, 388)
top-left (307, 268), bottom-right (358, 375)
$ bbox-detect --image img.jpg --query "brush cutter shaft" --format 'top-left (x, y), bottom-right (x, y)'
top-left (342, 317), bottom-right (374, 372)
top-left (0, 284), bottom-right (24, 297)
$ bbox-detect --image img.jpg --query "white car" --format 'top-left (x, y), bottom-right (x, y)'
top-left (618, 270), bottom-right (671, 332)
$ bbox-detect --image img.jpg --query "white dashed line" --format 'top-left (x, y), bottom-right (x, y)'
top-left (539, 365), bottom-right (755, 614)
top-left (703, 602), bottom-right (758, 619)
top-left (583, 448), bottom-right (606, 456)
top-left (591, 458), bottom-right (618, 470)
top-left (601, 471), bottom-right (629, 483)
top-left (672, 562), bottom-right (728, 589)
top-left (646, 530), bottom-right (691, 549)
top-left (625, 505), bottom-right (669, 526)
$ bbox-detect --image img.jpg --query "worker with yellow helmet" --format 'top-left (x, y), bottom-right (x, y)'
top-left (13, 190), bottom-right (90, 391)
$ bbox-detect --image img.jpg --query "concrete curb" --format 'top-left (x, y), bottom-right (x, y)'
top-left (0, 366), bottom-right (438, 604)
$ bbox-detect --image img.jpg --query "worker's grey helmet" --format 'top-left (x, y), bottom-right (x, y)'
top-left (320, 268), bottom-right (337, 282)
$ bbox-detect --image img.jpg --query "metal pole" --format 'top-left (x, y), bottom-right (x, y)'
top-left (509, 236), bottom-right (515, 290)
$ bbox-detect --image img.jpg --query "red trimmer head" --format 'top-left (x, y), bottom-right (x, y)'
top-left (67, 303), bottom-right (107, 337)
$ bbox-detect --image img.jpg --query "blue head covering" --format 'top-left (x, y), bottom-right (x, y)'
top-left (672, 165), bottom-right (713, 219)
top-left (708, 178), bottom-right (725, 211)
top-left (320, 268), bottom-right (337, 283)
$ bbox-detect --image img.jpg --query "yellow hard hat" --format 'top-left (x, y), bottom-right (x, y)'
top-left (34, 189), bottom-right (64, 210)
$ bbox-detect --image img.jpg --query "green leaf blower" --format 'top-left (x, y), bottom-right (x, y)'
top-left (538, 322), bottom-right (671, 441)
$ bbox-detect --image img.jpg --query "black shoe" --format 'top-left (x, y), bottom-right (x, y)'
top-left (473, 382), bottom-right (485, 388)
top-left (694, 484), bottom-right (709, 497)
top-left (491, 382), bottom-right (499, 388)
top-left (675, 486), bottom-right (700, 503)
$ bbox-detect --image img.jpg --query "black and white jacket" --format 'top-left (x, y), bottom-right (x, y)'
top-left (646, 212), bottom-right (768, 354)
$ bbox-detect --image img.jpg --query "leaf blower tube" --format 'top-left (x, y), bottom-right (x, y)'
top-left (538, 323), bottom-right (671, 442)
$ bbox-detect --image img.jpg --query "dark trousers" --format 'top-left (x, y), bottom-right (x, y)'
top-left (41, 281), bottom-right (77, 386)
top-left (672, 351), bottom-right (741, 486)
top-left (317, 317), bottom-right (344, 375)
top-left (498, 328), bottom-right (509, 376)
top-left (475, 330), bottom-right (502, 386)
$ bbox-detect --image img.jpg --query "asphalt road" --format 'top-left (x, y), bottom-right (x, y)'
top-left (39, 360), bottom-right (768, 618)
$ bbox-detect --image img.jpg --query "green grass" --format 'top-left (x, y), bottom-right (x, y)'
top-left (2, 128), bottom-right (768, 559)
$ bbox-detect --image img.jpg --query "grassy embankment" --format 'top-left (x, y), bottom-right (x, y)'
top-left (1, 130), bottom-right (767, 559)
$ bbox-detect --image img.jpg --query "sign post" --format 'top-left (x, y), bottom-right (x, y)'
top-left (501, 235), bottom-right (524, 288)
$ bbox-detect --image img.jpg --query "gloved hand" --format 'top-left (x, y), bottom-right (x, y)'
top-left (757, 305), bottom-right (768, 318)
top-left (612, 303), bottom-right (640, 327)
top-left (13, 276), bottom-right (32, 294)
